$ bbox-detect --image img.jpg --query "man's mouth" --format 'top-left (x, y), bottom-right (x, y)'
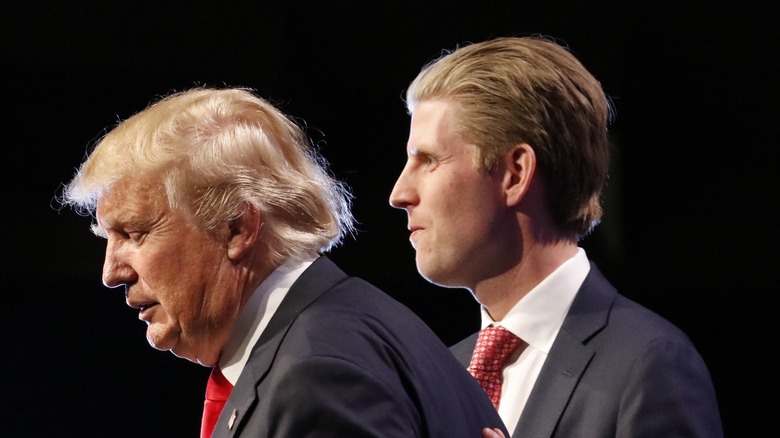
top-left (127, 299), bottom-right (156, 310)
top-left (127, 299), bottom-right (159, 320)
top-left (137, 303), bottom-right (159, 322)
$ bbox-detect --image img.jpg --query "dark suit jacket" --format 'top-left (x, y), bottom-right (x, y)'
top-left (451, 263), bottom-right (723, 438)
top-left (212, 257), bottom-right (507, 437)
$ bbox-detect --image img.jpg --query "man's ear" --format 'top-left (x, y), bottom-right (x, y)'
top-left (227, 206), bottom-right (262, 261)
top-left (503, 143), bottom-right (536, 207)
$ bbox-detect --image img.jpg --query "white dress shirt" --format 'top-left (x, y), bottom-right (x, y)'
top-left (480, 248), bottom-right (590, 435)
top-left (218, 256), bottom-right (316, 385)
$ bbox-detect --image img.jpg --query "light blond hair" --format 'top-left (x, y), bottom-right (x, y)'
top-left (62, 87), bottom-right (354, 263)
top-left (407, 36), bottom-right (612, 236)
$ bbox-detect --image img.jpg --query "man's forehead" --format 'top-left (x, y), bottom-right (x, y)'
top-left (96, 179), bottom-right (166, 225)
top-left (409, 100), bottom-right (463, 142)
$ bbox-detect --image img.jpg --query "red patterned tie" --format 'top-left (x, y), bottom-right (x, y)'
top-left (201, 366), bottom-right (234, 438)
top-left (467, 325), bottom-right (523, 408)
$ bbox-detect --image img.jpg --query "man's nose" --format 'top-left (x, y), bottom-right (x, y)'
top-left (389, 166), bottom-right (417, 210)
top-left (102, 239), bottom-right (136, 288)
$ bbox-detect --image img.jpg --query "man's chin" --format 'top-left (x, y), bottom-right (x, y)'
top-left (145, 327), bottom-right (178, 353)
top-left (169, 346), bottom-right (219, 367)
top-left (145, 326), bottom-right (218, 365)
top-left (417, 265), bottom-right (463, 289)
top-left (159, 337), bottom-right (215, 365)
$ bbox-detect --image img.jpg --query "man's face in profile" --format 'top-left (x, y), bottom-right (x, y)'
top-left (94, 177), bottom-right (244, 366)
top-left (389, 99), bottom-right (508, 291)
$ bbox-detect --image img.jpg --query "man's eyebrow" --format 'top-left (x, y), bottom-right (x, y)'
top-left (90, 223), bottom-right (108, 238)
top-left (409, 145), bottom-right (429, 157)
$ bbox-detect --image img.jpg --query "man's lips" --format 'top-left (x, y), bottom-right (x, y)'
top-left (127, 300), bottom-right (159, 319)
top-left (409, 225), bottom-right (423, 234)
top-left (408, 226), bottom-right (423, 248)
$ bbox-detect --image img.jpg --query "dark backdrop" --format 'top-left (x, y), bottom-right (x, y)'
top-left (3, 1), bottom-right (775, 436)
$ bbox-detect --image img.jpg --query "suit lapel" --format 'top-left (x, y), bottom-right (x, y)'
top-left (512, 263), bottom-right (616, 437)
top-left (211, 256), bottom-right (348, 437)
top-left (450, 333), bottom-right (479, 367)
top-left (512, 330), bottom-right (594, 437)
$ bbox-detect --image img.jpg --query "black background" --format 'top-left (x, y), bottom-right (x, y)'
top-left (3, 1), bottom-right (776, 436)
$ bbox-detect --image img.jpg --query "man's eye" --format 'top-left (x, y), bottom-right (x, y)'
top-left (415, 153), bottom-right (434, 165)
top-left (127, 231), bottom-right (146, 242)
top-left (422, 155), bottom-right (438, 169)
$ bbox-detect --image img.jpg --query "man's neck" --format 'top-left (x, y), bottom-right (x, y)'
top-left (473, 240), bottom-right (579, 321)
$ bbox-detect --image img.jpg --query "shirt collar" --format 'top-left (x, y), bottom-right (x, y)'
top-left (219, 255), bottom-right (316, 384)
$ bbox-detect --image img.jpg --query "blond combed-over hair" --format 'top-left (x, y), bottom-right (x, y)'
top-left (62, 87), bottom-right (354, 263)
top-left (406, 36), bottom-right (612, 237)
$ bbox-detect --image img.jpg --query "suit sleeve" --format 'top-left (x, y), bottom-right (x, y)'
top-left (617, 336), bottom-right (723, 438)
top-left (266, 355), bottom-right (423, 437)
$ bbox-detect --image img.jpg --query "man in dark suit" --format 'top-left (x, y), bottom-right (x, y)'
top-left (389, 36), bottom-right (723, 437)
top-left (60, 87), bottom-right (507, 437)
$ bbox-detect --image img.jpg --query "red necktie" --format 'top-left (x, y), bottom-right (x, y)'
top-left (201, 366), bottom-right (234, 438)
top-left (467, 325), bottom-right (523, 408)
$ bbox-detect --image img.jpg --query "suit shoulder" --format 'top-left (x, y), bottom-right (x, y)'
top-left (608, 293), bottom-right (695, 345)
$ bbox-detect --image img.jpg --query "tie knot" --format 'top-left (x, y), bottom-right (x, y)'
top-left (468, 325), bottom-right (522, 372)
top-left (206, 366), bottom-right (234, 402)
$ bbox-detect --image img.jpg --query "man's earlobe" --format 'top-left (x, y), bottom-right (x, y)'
top-left (227, 207), bottom-right (261, 261)
top-left (504, 143), bottom-right (536, 206)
